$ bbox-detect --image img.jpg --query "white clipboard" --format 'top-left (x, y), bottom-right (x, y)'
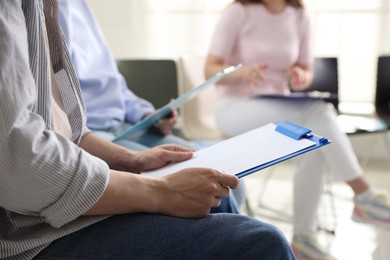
top-left (141, 121), bottom-right (331, 178)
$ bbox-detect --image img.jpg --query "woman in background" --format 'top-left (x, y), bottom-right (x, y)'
top-left (205, 0), bottom-right (390, 259)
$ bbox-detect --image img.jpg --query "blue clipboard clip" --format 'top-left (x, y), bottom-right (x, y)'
top-left (275, 121), bottom-right (312, 140)
top-left (275, 121), bottom-right (329, 144)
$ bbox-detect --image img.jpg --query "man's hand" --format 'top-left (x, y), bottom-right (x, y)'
top-left (130, 144), bottom-right (195, 173)
top-left (157, 167), bottom-right (240, 218)
top-left (84, 167), bottom-right (239, 218)
top-left (79, 134), bottom-right (193, 173)
top-left (147, 110), bottom-right (178, 136)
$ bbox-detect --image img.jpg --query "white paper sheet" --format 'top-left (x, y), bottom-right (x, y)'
top-left (141, 123), bottom-right (318, 178)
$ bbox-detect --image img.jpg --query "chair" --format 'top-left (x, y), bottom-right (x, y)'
top-left (259, 56), bottom-right (390, 233)
top-left (293, 57), bottom-right (339, 110)
top-left (259, 57), bottom-right (340, 234)
top-left (296, 57), bottom-right (389, 155)
top-left (177, 55), bottom-right (225, 141)
top-left (375, 55), bottom-right (390, 124)
top-left (328, 56), bottom-right (390, 166)
top-left (177, 55), bottom-right (254, 216)
top-left (372, 55), bottom-right (390, 166)
top-left (116, 59), bottom-right (178, 109)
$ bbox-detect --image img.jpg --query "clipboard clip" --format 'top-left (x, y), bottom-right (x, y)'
top-left (275, 121), bottom-right (313, 140)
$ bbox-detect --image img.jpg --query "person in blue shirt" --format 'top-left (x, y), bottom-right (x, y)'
top-left (57, 1), bottom-right (189, 151)
top-left (57, 0), bottom-right (247, 209)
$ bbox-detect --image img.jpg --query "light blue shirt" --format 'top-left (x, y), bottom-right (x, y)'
top-left (58, 0), bottom-right (154, 130)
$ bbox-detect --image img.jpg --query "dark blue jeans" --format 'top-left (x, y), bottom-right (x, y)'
top-left (34, 213), bottom-right (295, 260)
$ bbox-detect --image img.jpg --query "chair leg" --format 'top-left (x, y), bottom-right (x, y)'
top-left (317, 168), bottom-right (337, 236)
top-left (256, 166), bottom-right (293, 223)
top-left (358, 134), bottom-right (380, 170)
top-left (359, 132), bottom-right (390, 170)
top-left (380, 132), bottom-right (390, 169)
top-left (255, 164), bottom-right (338, 237)
top-left (244, 197), bottom-right (255, 217)
top-left (257, 167), bottom-right (276, 208)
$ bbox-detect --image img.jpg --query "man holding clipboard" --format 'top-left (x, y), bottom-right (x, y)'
top-left (0, 1), bottom-right (299, 259)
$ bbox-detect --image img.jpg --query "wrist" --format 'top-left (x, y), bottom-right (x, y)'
top-left (111, 147), bottom-right (140, 172)
top-left (150, 177), bottom-right (170, 214)
top-left (113, 172), bottom-right (163, 214)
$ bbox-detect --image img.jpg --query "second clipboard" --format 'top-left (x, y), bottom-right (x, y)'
top-left (112, 64), bottom-right (242, 142)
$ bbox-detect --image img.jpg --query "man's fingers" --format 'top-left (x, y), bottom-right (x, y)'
top-left (212, 197), bottom-right (222, 208)
top-left (162, 150), bottom-right (194, 163)
top-left (159, 144), bottom-right (195, 153)
top-left (217, 171), bottom-right (240, 189)
top-left (215, 184), bottom-right (231, 199)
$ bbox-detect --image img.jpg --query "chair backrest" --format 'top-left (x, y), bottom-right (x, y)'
top-left (297, 57), bottom-right (339, 110)
top-left (177, 56), bottom-right (224, 140)
top-left (375, 55), bottom-right (390, 120)
top-left (116, 59), bottom-right (178, 109)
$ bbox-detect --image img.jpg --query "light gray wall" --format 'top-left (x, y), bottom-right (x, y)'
top-left (88, 0), bottom-right (146, 58)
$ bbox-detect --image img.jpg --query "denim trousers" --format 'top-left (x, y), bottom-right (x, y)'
top-left (34, 213), bottom-right (295, 260)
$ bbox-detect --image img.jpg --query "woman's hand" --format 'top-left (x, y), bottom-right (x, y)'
top-left (289, 64), bottom-right (313, 91)
top-left (240, 64), bottom-right (268, 90)
top-left (204, 55), bottom-right (268, 89)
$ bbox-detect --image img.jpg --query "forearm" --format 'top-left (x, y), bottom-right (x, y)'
top-left (205, 55), bottom-right (268, 87)
top-left (83, 170), bottom-right (160, 215)
top-left (79, 132), bottom-right (140, 172)
top-left (205, 56), bottom-right (225, 79)
top-left (205, 55), bottom-right (244, 84)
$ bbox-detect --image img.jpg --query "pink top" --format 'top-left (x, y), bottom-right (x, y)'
top-left (208, 3), bottom-right (313, 97)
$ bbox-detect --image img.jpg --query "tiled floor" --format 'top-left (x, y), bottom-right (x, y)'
top-left (241, 159), bottom-right (390, 260)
